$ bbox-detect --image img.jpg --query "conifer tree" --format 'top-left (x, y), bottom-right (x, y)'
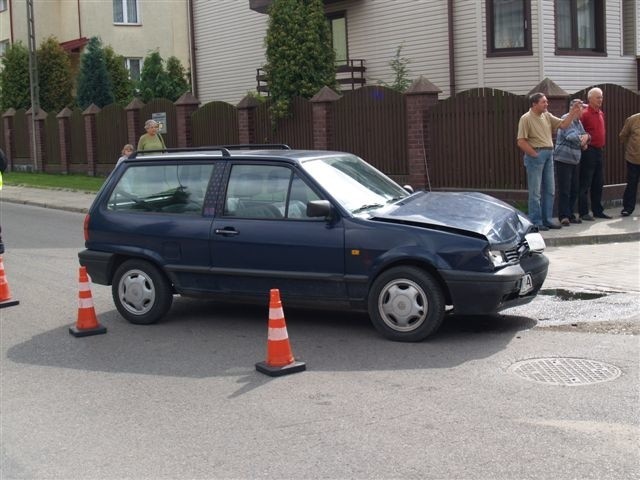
top-left (138, 51), bottom-right (171, 102)
top-left (264, 0), bottom-right (336, 121)
top-left (166, 56), bottom-right (190, 101)
top-left (76, 36), bottom-right (114, 108)
top-left (37, 37), bottom-right (74, 112)
top-left (0, 42), bottom-right (30, 111)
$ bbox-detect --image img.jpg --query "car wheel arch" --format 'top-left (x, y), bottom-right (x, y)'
top-left (366, 259), bottom-right (452, 306)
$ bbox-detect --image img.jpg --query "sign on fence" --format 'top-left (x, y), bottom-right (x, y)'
top-left (152, 112), bottom-right (167, 134)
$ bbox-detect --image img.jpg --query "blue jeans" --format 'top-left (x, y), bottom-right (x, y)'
top-left (524, 150), bottom-right (555, 226)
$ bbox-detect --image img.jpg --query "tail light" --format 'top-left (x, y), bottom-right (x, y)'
top-left (83, 214), bottom-right (90, 242)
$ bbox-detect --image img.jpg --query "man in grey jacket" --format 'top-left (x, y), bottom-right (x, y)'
top-left (553, 99), bottom-right (590, 226)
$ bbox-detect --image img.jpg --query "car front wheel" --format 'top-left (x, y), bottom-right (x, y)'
top-left (112, 259), bottom-right (173, 325)
top-left (368, 266), bottom-right (445, 342)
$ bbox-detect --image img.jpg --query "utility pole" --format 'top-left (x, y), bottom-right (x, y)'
top-left (26, 0), bottom-right (40, 172)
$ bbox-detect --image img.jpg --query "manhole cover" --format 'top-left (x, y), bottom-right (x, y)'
top-left (509, 358), bottom-right (621, 386)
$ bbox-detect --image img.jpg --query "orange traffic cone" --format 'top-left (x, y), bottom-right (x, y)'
top-left (69, 266), bottom-right (107, 337)
top-left (255, 289), bottom-right (306, 377)
top-left (0, 255), bottom-right (19, 308)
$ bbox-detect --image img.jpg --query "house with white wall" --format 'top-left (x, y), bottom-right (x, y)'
top-left (0, 0), bottom-right (191, 82)
top-left (191, 0), bottom-right (639, 104)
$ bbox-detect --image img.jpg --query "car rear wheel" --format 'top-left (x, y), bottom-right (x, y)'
top-left (368, 266), bottom-right (445, 342)
top-left (112, 259), bottom-right (173, 325)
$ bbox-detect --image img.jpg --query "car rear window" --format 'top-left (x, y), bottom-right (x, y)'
top-left (107, 163), bottom-right (214, 215)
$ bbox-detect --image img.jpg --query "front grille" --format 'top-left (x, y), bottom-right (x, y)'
top-left (504, 238), bottom-right (530, 264)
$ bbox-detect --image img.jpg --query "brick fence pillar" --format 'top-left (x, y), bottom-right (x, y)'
top-left (83, 104), bottom-right (101, 177)
top-left (125, 98), bottom-right (144, 147)
top-left (57, 107), bottom-right (73, 174)
top-left (404, 76), bottom-right (441, 190)
top-left (528, 77), bottom-right (569, 117)
top-left (2, 108), bottom-right (16, 171)
top-left (311, 86), bottom-right (341, 150)
top-left (175, 92), bottom-right (200, 148)
top-left (26, 108), bottom-right (48, 172)
top-left (237, 95), bottom-right (260, 144)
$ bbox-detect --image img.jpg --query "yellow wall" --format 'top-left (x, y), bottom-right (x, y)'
top-left (1, 0), bottom-right (190, 72)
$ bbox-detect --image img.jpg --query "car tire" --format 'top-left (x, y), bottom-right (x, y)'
top-left (368, 266), bottom-right (445, 342)
top-left (112, 259), bottom-right (173, 325)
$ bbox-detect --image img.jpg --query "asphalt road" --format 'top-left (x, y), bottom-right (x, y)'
top-left (1, 202), bottom-right (638, 480)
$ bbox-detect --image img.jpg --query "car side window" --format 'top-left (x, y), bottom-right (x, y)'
top-left (224, 164), bottom-right (321, 220)
top-left (107, 163), bottom-right (214, 215)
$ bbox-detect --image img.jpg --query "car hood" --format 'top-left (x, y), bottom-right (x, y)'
top-left (370, 191), bottom-right (531, 245)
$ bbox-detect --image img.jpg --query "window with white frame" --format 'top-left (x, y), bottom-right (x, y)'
top-left (328, 12), bottom-right (348, 65)
top-left (113, 0), bottom-right (139, 24)
top-left (486, 0), bottom-right (532, 56)
top-left (0, 40), bottom-right (9, 57)
top-left (0, 0), bottom-right (7, 12)
top-left (125, 58), bottom-right (142, 81)
top-left (556, 0), bottom-right (606, 53)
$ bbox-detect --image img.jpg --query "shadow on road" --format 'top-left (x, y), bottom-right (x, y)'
top-left (7, 296), bottom-right (536, 393)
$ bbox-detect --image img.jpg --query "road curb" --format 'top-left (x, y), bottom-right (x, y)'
top-left (544, 232), bottom-right (640, 247)
top-left (0, 197), bottom-right (90, 214)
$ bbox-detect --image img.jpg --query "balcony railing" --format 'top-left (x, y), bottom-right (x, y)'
top-left (256, 59), bottom-right (366, 95)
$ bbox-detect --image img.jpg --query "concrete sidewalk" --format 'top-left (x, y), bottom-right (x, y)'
top-left (1, 184), bottom-right (638, 247)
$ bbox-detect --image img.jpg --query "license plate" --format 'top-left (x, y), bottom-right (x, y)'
top-left (519, 274), bottom-right (534, 295)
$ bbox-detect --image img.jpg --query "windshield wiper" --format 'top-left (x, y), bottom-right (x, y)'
top-left (352, 203), bottom-right (384, 214)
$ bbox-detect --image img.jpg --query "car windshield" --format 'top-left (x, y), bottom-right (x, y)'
top-left (301, 154), bottom-right (409, 214)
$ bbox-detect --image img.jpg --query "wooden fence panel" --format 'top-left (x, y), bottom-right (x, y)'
top-left (254, 97), bottom-right (314, 148)
top-left (44, 111), bottom-right (60, 169)
top-left (333, 86), bottom-right (407, 175)
top-left (191, 101), bottom-right (239, 146)
top-left (13, 109), bottom-right (29, 159)
top-left (96, 104), bottom-right (128, 167)
top-left (140, 99), bottom-right (177, 148)
top-left (571, 83), bottom-right (640, 184)
top-left (69, 108), bottom-right (86, 168)
top-left (429, 88), bottom-right (528, 190)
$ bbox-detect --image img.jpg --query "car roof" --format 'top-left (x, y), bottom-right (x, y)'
top-left (127, 145), bottom-right (350, 164)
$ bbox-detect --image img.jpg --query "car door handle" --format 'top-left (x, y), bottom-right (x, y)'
top-left (214, 228), bottom-right (239, 236)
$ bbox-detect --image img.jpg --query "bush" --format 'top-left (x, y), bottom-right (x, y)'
top-left (37, 37), bottom-right (74, 112)
top-left (104, 46), bottom-right (134, 106)
top-left (0, 42), bottom-right (30, 111)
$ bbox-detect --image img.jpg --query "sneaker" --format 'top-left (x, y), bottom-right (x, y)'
top-left (560, 218), bottom-right (571, 226)
top-left (536, 225), bottom-right (549, 231)
top-left (569, 217), bottom-right (582, 224)
top-left (593, 212), bottom-right (612, 219)
top-left (581, 214), bottom-right (595, 221)
top-left (544, 221), bottom-right (562, 229)
top-left (621, 210), bottom-right (631, 217)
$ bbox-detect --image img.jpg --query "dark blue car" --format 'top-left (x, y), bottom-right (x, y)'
top-left (79, 146), bottom-right (548, 341)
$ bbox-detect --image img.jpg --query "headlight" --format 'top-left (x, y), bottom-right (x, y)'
top-left (488, 249), bottom-right (509, 268)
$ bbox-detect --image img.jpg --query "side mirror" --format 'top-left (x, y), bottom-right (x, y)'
top-left (306, 200), bottom-right (332, 218)
top-left (403, 185), bottom-right (414, 193)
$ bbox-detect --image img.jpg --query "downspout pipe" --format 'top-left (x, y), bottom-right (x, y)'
top-left (187, 0), bottom-right (198, 97)
top-left (9, 0), bottom-right (14, 43)
top-left (447, 0), bottom-right (456, 96)
top-left (77, 0), bottom-right (82, 37)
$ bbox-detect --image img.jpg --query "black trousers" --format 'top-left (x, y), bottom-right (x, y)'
top-left (555, 161), bottom-right (579, 220)
top-left (578, 146), bottom-right (604, 216)
top-left (622, 161), bottom-right (640, 214)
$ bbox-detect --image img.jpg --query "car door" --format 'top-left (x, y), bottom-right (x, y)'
top-left (103, 161), bottom-right (217, 291)
top-left (210, 163), bottom-right (346, 301)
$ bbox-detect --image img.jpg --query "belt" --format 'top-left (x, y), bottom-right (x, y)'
top-left (534, 147), bottom-right (553, 150)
